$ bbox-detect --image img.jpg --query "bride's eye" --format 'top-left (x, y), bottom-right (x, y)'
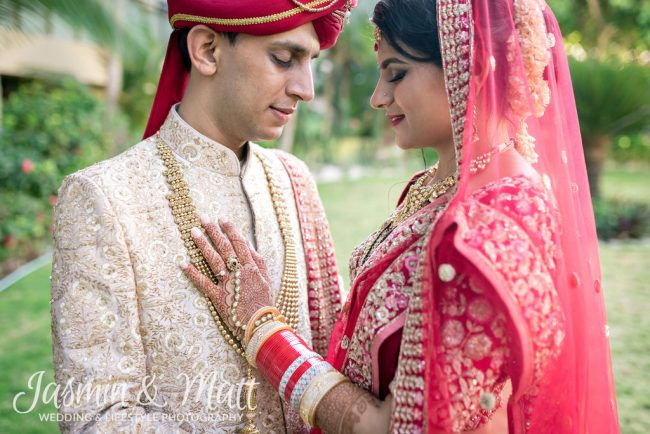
top-left (388, 70), bottom-right (406, 83)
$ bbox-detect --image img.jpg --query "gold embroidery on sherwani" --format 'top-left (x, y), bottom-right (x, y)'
top-left (51, 107), bottom-right (313, 433)
top-left (155, 135), bottom-right (303, 433)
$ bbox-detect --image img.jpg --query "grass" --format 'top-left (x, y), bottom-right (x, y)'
top-left (600, 243), bottom-right (650, 432)
top-left (0, 265), bottom-right (57, 433)
top-left (601, 166), bottom-right (650, 202)
top-left (317, 173), bottom-right (412, 289)
top-left (0, 166), bottom-right (648, 433)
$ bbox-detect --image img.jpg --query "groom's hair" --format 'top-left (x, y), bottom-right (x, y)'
top-left (372, 0), bottom-right (442, 67)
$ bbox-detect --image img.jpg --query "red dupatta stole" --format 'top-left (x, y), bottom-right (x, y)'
top-left (275, 150), bottom-right (342, 357)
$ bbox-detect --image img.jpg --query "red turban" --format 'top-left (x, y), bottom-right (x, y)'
top-left (143, 0), bottom-right (356, 138)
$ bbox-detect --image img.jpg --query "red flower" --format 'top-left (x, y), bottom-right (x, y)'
top-left (3, 235), bottom-right (16, 249)
top-left (49, 195), bottom-right (58, 207)
top-left (21, 159), bottom-right (34, 174)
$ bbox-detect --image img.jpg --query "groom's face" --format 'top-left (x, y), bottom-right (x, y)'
top-left (208, 23), bottom-right (320, 144)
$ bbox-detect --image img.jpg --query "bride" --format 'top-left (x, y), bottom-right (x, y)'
top-left (183, 0), bottom-right (620, 432)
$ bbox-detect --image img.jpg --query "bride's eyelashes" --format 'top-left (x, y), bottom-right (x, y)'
top-left (388, 70), bottom-right (407, 83)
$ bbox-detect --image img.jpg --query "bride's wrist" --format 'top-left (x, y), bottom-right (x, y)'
top-left (244, 306), bottom-right (285, 344)
top-left (247, 324), bottom-right (348, 429)
top-left (244, 320), bottom-right (292, 366)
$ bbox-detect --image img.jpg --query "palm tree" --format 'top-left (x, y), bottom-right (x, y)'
top-left (570, 58), bottom-right (650, 197)
top-left (0, 0), bottom-right (119, 50)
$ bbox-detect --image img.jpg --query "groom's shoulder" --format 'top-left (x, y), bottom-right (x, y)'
top-left (62, 136), bottom-right (159, 187)
top-left (256, 146), bottom-right (316, 183)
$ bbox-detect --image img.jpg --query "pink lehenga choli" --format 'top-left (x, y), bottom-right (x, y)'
top-left (325, 0), bottom-right (620, 433)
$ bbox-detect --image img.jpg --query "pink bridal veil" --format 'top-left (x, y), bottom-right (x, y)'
top-left (420, 0), bottom-right (620, 432)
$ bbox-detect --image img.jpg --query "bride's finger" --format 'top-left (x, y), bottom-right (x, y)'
top-left (219, 220), bottom-right (253, 266)
top-left (182, 263), bottom-right (227, 313)
top-left (200, 219), bottom-right (239, 269)
top-left (249, 246), bottom-right (271, 282)
top-left (190, 226), bottom-right (227, 278)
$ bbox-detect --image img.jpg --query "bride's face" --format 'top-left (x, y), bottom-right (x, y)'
top-left (370, 39), bottom-right (453, 150)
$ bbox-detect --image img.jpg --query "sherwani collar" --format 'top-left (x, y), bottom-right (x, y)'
top-left (158, 104), bottom-right (249, 176)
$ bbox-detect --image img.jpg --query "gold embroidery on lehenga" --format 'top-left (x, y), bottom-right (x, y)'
top-left (344, 203), bottom-right (442, 394)
top-left (454, 176), bottom-right (565, 432)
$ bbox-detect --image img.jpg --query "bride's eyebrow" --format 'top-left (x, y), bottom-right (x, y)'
top-left (380, 57), bottom-right (407, 69)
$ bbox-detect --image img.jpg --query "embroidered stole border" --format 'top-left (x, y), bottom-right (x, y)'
top-left (273, 150), bottom-right (342, 357)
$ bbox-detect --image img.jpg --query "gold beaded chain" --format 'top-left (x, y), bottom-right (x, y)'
top-left (156, 134), bottom-right (300, 342)
top-left (392, 163), bottom-right (456, 228)
top-left (255, 152), bottom-right (301, 331)
top-left (156, 135), bottom-right (245, 353)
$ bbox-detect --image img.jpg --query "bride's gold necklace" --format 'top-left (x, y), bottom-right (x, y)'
top-left (359, 138), bottom-right (514, 266)
top-left (155, 133), bottom-right (299, 434)
top-left (360, 163), bottom-right (456, 265)
top-left (392, 162), bottom-right (456, 228)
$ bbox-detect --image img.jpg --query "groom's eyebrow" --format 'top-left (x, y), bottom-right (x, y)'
top-left (380, 57), bottom-right (407, 69)
top-left (269, 41), bottom-right (320, 59)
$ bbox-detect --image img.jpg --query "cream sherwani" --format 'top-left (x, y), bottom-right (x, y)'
top-left (51, 107), bottom-right (321, 433)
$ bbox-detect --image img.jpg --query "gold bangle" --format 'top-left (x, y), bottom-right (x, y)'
top-left (299, 370), bottom-right (349, 427)
top-left (244, 306), bottom-right (283, 345)
top-left (245, 313), bottom-right (283, 347)
top-left (245, 320), bottom-right (292, 367)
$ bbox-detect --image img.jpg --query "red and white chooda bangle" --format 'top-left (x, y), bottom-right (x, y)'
top-left (245, 320), bottom-right (349, 427)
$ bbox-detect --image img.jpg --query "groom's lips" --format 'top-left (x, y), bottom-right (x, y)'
top-left (270, 106), bottom-right (295, 123)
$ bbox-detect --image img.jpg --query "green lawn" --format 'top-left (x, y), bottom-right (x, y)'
top-left (0, 167), bottom-right (648, 432)
top-left (601, 166), bottom-right (650, 202)
top-left (0, 265), bottom-right (57, 433)
top-left (600, 243), bottom-right (650, 432)
top-left (318, 173), bottom-right (412, 289)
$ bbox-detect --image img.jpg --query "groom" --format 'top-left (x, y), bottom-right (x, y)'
top-left (50, 1), bottom-right (353, 432)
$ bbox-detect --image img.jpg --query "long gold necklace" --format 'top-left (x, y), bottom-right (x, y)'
top-left (156, 134), bottom-right (299, 433)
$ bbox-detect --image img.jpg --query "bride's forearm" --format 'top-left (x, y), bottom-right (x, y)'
top-left (315, 382), bottom-right (392, 434)
top-left (245, 319), bottom-right (392, 433)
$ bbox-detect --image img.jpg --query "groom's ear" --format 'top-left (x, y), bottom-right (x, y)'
top-left (186, 25), bottom-right (225, 77)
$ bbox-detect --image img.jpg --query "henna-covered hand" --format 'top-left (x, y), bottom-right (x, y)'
top-left (181, 217), bottom-right (273, 338)
top-left (316, 382), bottom-right (391, 434)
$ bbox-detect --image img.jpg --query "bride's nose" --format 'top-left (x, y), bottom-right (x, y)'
top-left (370, 83), bottom-right (391, 109)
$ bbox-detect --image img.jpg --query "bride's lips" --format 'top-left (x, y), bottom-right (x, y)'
top-left (386, 113), bottom-right (405, 127)
top-left (270, 106), bottom-right (295, 123)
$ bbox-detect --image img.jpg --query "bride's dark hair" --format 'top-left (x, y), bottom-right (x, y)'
top-left (371, 0), bottom-right (442, 67)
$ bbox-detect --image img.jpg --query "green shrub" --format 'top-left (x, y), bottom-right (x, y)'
top-left (593, 198), bottom-right (650, 240)
top-left (611, 134), bottom-right (650, 164)
top-left (0, 79), bottom-right (127, 269)
top-left (570, 58), bottom-right (650, 140)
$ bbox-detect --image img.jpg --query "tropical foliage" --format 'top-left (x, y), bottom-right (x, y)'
top-left (569, 58), bottom-right (650, 196)
top-left (0, 79), bottom-right (127, 271)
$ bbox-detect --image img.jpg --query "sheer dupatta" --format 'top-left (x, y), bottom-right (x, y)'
top-left (414, 0), bottom-right (619, 432)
